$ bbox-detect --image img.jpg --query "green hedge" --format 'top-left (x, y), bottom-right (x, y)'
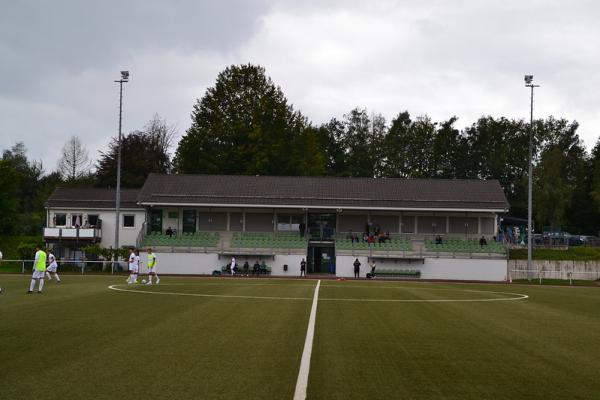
top-left (509, 247), bottom-right (600, 261)
top-left (0, 235), bottom-right (42, 260)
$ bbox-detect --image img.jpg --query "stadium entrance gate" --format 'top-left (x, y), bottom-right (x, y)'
top-left (307, 241), bottom-right (336, 274)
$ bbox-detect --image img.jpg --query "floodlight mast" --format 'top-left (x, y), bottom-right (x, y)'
top-left (524, 74), bottom-right (539, 282)
top-left (113, 71), bottom-right (129, 273)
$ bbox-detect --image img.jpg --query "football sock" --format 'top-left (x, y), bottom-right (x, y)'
top-left (46, 272), bottom-right (51, 279)
top-left (39, 279), bottom-right (44, 291)
top-left (55, 273), bottom-right (61, 282)
top-left (29, 279), bottom-right (36, 292)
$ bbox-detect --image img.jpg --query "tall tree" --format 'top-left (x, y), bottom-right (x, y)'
top-left (96, 115), bottom-right (173, 188)
top-left (1, 142), bottom-right (48, 235)
top-left (381, 111), bottom-right (412, 178)
top-left (0, 159), bottom-right (19, 234)
top-left (316, 119), bottom-right (348, 176)
top-left (57, 136), bottom-right (92, 181)
top-left (430, 117), bottom-right (469, 179)
top-left (174, 64), bottom-right (317, 176)
top-left (533, 117), bottom-right (586, 231)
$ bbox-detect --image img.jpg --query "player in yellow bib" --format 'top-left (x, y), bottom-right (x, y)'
top-left (28, 245), bottom-right (47, 294)
top-left (145, 248), bottom-right (160, 285)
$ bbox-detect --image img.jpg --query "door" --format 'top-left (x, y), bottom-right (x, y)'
top-left (307, 243), bottom-right (336, 274)
top-left (182, 210), bottom-right (197, 233)
top-left (149, 209), bottom-right (163, 233)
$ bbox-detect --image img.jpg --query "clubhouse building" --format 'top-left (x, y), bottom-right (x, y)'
top-left (44, 174), bottom-right (510, 281)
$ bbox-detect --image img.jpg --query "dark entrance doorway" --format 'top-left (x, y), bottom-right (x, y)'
top-left (307, 242), bottom-right (336, 274)
top-left (149, 209), bottom-right (163, 233)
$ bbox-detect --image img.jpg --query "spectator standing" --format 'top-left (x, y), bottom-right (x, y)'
top-left (243, 260), bottom-right (250, 276)
top-left (300, 258), bottom-right (307, 277)
top-left (353, 258), bottom-right (361, 278)
top-left (370, 260), bottom-right (376, 278)
top-left (299, 222), bottom-right (306, 238)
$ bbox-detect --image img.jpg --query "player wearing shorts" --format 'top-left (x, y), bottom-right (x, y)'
top-left (126, 248), bottom-right (138, 284)
top-left (45, 251), bottom-right (61, 283)
top-left (28, 245), bottom-right (47, 294)
top-left (145, 248), bottom-right (160, 285)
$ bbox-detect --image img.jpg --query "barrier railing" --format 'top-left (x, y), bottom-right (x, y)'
top-left (0, 259), bottom-right (127, 274)
top-left (509, 269), bottom-right (600, 285)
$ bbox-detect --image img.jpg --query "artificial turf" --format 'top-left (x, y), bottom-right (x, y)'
top-left (1, 275), bottom-right (599, 399)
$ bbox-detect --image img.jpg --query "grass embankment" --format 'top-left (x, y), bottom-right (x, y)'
top-left (509, 247), bottom-right (600, 260)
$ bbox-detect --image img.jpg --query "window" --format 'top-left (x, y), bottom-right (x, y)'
top-left (87, 214), bottom-right (99, 227)
top-left (277, 215), bottom-right (303, 231)
top-left (123, 215), bottom-right (135, 228)
top-left (71, 214), bottom-right (83, 227)
top-left (54, 214), bottom-right (66, 226)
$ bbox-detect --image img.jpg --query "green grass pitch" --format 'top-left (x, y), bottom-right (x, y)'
top-left (1, 275), bottom-right (599, 399)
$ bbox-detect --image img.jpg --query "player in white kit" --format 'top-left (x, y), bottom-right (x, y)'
top-left (126, 248), bottom-right (139, 284)
top-left (45, 250), bottom-right (61, 282)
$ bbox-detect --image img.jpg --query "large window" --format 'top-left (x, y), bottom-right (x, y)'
top-left (71, 214), bottom-right (83, 227)
top-left (277, 215), bottom-right (303, 231)
top-left (87, 214), bottom-right (99, 227)
top-left (54, 214), bottom-right (66, 226)
top-left (123, 215), bottom-right (135, 228)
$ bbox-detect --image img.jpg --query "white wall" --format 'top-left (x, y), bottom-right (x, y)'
top-left (134, 250), bottom-right (506, 281)
top-left (420, 259), bottom-right (507, 281)
top-left (138, 252), bottom-right (221, 275)
top-left (270, 254), bottom-right (305, 276)
top-left (337, 256), bottom-right (506, 281)
top-left (137, 252), bottom-right (307, 277)
top-left (336, 255), bottom-right (369, 278)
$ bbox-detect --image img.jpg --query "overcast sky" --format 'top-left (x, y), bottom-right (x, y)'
top-left (2, 0), bottom-right (599, 171)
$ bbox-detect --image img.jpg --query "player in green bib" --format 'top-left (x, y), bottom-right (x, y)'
top-left (145, 248), bottom-right (160, 285)
top-left (28, 245), bottom-right (47, 294)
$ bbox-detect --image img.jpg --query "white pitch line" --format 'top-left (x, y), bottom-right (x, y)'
top-left (108, 284), bottom-right (528, 303)
top-left (108, 285), bottom-right (312, 301)
top-left (293, 280), bottom-right (321, 400)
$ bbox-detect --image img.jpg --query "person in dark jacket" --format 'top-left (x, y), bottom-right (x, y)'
top-left (353, 258), bottom-right (361, 278)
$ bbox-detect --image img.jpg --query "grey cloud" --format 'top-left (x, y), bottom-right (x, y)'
top-left (0, 0), bottom-right (269, 97)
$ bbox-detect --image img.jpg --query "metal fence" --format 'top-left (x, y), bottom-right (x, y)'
top-left (509, 269), bottom-right (600, 284)
top-left (0, 259), bottom-right (127, 274)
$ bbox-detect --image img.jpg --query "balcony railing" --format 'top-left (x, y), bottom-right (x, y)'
top-left (44, 227), bottom-right (102, 240)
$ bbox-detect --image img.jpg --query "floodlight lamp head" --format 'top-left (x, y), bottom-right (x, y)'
top-left (120, 71), bottom-right (129, 81)
top-left (524, 75), bottom-right (533, 85)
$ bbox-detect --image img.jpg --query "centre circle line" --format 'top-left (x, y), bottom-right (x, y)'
top-left (108, 284), bottom-right (528, 302)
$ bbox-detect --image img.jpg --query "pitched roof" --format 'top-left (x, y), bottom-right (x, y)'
top-left (138, 174), bottom-right (509, 211)
top-left (45, 188), bottom-right (141, 209)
